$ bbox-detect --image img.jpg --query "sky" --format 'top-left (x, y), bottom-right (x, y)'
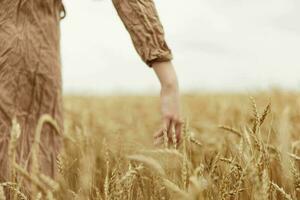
top-left (61, 0), bottom-right (300, 94)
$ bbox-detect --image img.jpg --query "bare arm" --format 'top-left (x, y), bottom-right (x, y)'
top-left (112, 0), bottom-right (182, 145)
top-left (152, 61), bottom-right (182, 146)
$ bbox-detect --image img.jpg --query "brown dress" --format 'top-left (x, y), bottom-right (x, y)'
top-left (0, 0), bottom-right (172, 183)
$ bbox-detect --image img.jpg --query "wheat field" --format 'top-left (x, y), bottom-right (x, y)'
top-left (2, 90), bottom-right (300, 200)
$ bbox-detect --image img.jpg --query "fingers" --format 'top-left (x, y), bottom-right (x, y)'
top-left (153, 126), bottom-right (168, 146)
top-left (153, 116), bottom-right (183, 147)
top-left (175, 120), bottom-right (183, 142)
top-left (163, 117), bottom-right (171, 132)
top-left (153, 134), bottom-right (164, 146)
top-left (153, 127), bottom-right (169, 147)
top-left (153, 128), bottom-right (163, 139)
top-left (153, 117), bottom-right (170, 146)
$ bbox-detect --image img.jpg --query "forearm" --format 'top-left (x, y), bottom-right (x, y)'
top-left (152, 61), bottom-right (182, 146)
top-left (112, 1), bottom-right (182, 145)
top-left (152, 61), bottom-right (179, 91)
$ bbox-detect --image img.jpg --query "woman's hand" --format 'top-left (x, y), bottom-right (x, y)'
top-left (152, 61), bottom-right (182, 147)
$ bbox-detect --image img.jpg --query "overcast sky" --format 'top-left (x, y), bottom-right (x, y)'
top-left (61, 0), bottom-right (300, 94)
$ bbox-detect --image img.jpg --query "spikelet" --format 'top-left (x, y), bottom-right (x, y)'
top-left (38, 174), bottom-right (60, 191)
top-left (68, 190), bottom-right (79, 199)
top-left (261, 169), bottom-right (270, 200)
top-left (271, 182), bottom-right (293, 200)
top-left (248, 126), bottom-right (262, 153)
top-left (5, 92), bottom-right (299, 199)
top-left (0, 183), bottom-right (28, 200)
top-left (94, 186), bottom-right (102, 200)
top-left (209, 153), bottom-right (220, 177)
top-left (56, 153), bottom-right (64, 175)
top-left (181, 120), bottom-right (189, 191)
top-left (290, 161), bottom-right (300, 192)
top-left (288, 153), bottom-right (300, 161)
top-left (242, 127), bottom-right (253, 151)
top-left (103, 139), bottom-right (110, 200)
top-left (220, 158), bottom-right (242, 172)
top-left (171, 124), bottom-right (177, 149)
top-left (188, 175), bottom-right (208, 199)
top-left (8, 117), bottom-right (21, 182)
top-left (189, 132), bottom-right (203, 147)
top-left (35, 192), bottom-right (42, 200)
top-left (181, 156), bottom-right (188, 191)
top-left (292, 140), bottom-right (300, 152)
top-left (250, 96), bottom-right (260, 134)
top-left (46, 191), bottom-right (55, 200)
top-left (238, 137), bottom-right (244, 158)
top-left (118, 165), bottom-right (144, 184)
top-left (127, 154), bottom-right (165, 176)
top-left (232, 165), bottom-right (247, 198)
top-left (259, 103), bottom-right (271, 126)
top-left (163, 179), bottom-right (189, 199)
top-left (163, 130), bottom-right (168, 149)
top-left (0, 185), bottom-right (5, 200)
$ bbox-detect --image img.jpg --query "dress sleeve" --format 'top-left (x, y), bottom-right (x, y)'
top-left (112, 0), bottom-right (173, 67)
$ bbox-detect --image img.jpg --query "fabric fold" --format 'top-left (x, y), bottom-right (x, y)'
top-left (112, 0), bottom-right (173, 67)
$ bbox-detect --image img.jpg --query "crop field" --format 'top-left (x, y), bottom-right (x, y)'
top-left (2, 90), bottom-right (300, 200)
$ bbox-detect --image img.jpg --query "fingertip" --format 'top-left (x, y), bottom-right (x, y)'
top-left (153, 131), bottom-right (160, 139)
top-left (154, 138), bottom-right (163, 147)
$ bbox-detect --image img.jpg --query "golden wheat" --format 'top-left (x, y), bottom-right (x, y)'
top-left (1, 91), bottom-right (300, 199)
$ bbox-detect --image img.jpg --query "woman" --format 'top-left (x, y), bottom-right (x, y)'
top-left (0, 0), bottom-right (181, 184)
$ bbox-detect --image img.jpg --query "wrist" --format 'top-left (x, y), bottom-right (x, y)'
top-left (161, 79), bottom-right (179, 92)
top-left (152, 61), bottom-right (179, 91)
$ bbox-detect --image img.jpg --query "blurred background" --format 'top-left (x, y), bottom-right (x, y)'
top-left (61, 0), bottom-right (300, 95)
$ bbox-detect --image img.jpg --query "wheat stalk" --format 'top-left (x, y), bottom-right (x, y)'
top-left (271, 182), bottom-right (293, 200)
top-left (189, 135), bottom-right (203, 147)
top-left (31, 115), bottom-right (61, 177)
top-left (288, 153), bottom-right (300, 161)
top-left (219, 125), bottom-right (242, 137)
top-left (13, 163), bottom-right (48, 194)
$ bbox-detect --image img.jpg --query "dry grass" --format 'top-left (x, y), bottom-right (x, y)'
top-left (2, 90), bottom-right (300, 199)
